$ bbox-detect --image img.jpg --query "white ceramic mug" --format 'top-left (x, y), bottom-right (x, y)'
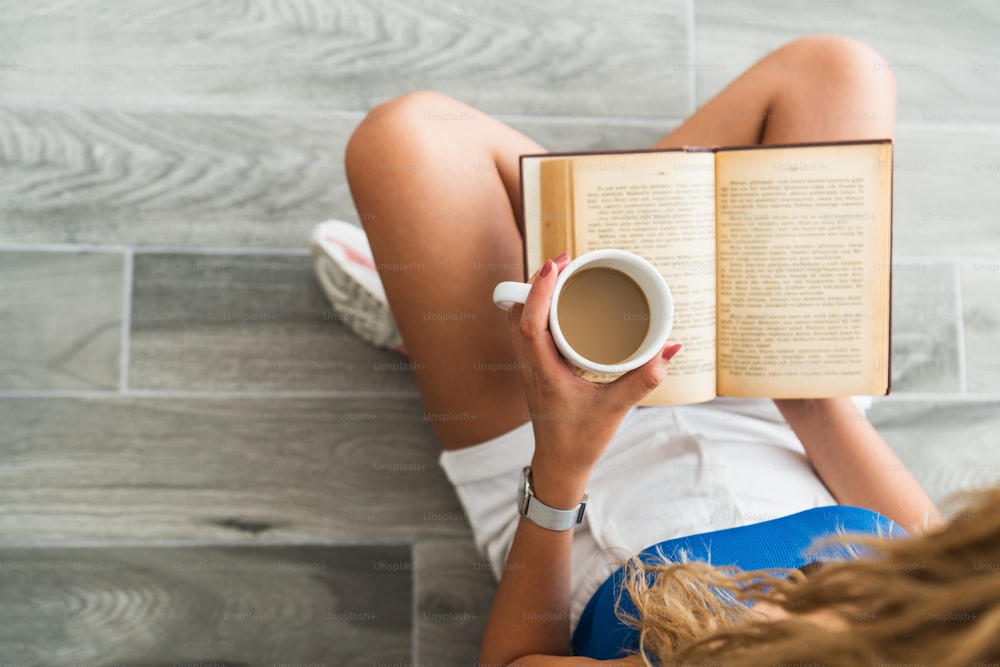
top-left (493, 249), bottom-right (674, 383)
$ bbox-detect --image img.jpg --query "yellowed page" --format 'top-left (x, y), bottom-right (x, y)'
top-left (716, 143), bottom-right (892, 397)
top-left (570, 152), bottom-right (718, 405)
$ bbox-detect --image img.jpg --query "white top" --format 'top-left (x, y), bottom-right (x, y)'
top-left (439, 396), bottom-right (872, 629)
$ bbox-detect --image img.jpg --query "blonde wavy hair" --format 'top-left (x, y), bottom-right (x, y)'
top-left (620, 487), bottom-right (1000, 666)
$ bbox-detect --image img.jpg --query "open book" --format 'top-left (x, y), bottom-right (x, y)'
top-left (520, 140), bottom-right (893, 404)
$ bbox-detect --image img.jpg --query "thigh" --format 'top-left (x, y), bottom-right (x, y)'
top-left (346, 92), bottom-right (545, 450)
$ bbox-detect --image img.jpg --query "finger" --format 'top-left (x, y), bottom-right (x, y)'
top-left (526, 251), bottom-right (571, 284)
top-left (516, 251), bottom-right (570, 335)
top-left (519, 259), bottom-right (557, 343)
top-left (507, 301), bottom-right (523, 326)
top-left (606, 343), bottom-right (682, 408)
top-left (553, 251), bottom-right (571, 271)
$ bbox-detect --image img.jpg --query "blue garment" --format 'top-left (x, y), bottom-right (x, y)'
top-left (571, 505), bottom-right (906, 660)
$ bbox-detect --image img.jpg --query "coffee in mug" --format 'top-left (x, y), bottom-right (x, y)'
top-left (556, 267), bottom-right (650, 365)
top-left (493, 249), bottom-right (673, 383)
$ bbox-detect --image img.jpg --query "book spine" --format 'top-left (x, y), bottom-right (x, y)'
top-left (539, 159), bottom-right (576, 260)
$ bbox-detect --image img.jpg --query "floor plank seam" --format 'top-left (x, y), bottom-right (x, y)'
top-left (131, 245), bottom-right (312, 256)
top-left (411, 542), bottom-right (419, 666)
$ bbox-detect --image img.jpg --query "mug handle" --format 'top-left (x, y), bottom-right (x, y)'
top-left (492, 281), bottom-right (532, 311)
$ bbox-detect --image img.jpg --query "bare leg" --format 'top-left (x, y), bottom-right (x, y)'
top-left (654, 35), bottom-right (896, 148)
top-left (344, 35), bottom-right (896, 451)
top-left (346, 92), bottom-right (543, 449)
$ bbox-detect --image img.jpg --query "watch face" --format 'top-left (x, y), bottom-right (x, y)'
top-left (518, 466), bottom-right (530, 515)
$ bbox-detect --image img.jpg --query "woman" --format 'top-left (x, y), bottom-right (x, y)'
top-left (312, 35), bottom-right (999, 664)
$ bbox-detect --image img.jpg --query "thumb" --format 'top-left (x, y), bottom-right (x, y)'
top-left (610, 343), bottom-right (682, 406)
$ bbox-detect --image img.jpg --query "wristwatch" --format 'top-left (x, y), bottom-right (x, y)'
top-left (518, 466), bottom-right (588, 531)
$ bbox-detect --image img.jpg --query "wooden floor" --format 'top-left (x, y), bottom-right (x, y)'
top-left (3, 1), bottom-right (1000, 664)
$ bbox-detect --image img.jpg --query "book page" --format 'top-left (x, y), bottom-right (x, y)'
top-left (569, 152), bottom-right (718, 405)
top-left (715, 143), bottom-right (892, 397)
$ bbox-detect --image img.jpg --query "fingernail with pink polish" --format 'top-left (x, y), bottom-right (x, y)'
top-left (539, 260), bottom-right (553, 277)
top-left (555, 251), bottom-right (570, 262)
top-left (662, 343), bottom-right (682, 362)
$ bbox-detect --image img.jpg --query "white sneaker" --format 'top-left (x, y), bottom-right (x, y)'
top-left (310, 220), bottom-right (406, 353)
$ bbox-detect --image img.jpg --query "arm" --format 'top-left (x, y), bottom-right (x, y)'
top-left (478, 458), bottom-right (590, 662)
top-left (482, 461), bottom-right (642, 667)
top-left (773, 397), bottom-right (941, 533)
top-left (479, 256), bottom-right (678, 666)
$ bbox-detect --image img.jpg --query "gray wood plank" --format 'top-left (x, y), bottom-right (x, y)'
top-left (416, 540), bottom-right (495, 667)
top-left (962, 262), bottom-right (1000, 392)
top-left (868, 400), bottom-right (1000, 511)
top-left (0, 397), bottom-right (470, 542)
top-left (893, 128), bottom-right (1000, 257)
top-left (694, 0), bottom-right (1000, 123)
top-left (0, 108), bottom-right (670, 247)
top-left (0, 251), bottom-right (122, 390)
top-left (9, 110), bottom-right (998, 258)
top-left (0, 545), bottom-right (411, 667)
top-left (129, 252), bottom-right (418, 391)
top-left (889, 261), bottom-right (961, 393)
top-left (0, 0), bottom-right (689, 118)
top-left (0, 107), bottom-right (356, 247)
top-left (517, 120), bottom-right (669, 153)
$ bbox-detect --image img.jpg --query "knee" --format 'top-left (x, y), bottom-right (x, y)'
top-left (360, 90), bottom-right (461, 128)
top-left (779, 35), bottom-right (897, 99)
top-left (344, 91), bottom-right (455, 229)
top-left (345, 91), bottom-right (461, 175)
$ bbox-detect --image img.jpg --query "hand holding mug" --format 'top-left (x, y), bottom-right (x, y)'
top-left (495, 249), bottom-right (675, 383)
top-left (497, 250), bottom-right (681, 474)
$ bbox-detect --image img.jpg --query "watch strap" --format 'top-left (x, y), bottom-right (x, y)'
top-left (520, 466), bottom-right (588, 531)
top-left (523, 493), bottom-right (588, 531)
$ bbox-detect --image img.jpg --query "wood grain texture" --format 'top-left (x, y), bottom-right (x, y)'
top-left (889, 261), bottom-right (961, 393)
top-left (0, 397), bottom-right (470, 542)
top-left (694, 0), bottom-right (1000, 123)
top-left (0, 108), bottom-right (671, 247)
top-left (2, 1), bottom-right (999, 660)
top-left (0, 107), bottom-right (354, 247)
top-left (416, 540), bottom-right (496, 666)
top-left (7, 110), bottom-right (998, 258)
top-left (128, 252), bottom-right (419, 391)
top-left (0, 0), bottom-right (689, 118)
top-left (0, 545), bottom-right (411, 666)
top-left (516, 120), bottom-right (669, 154)
top-left (961, 262), bottom-right (1000, 392)
top-left (0, 251), bottom-right (122, 390)
top-left (868, 399), bottom-right (1000, 510)
top-left (893, 128), bottom-right (1000, 257)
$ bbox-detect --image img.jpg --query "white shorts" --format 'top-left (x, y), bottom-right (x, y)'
top-left (438, 396), bottom-right (872, 629)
